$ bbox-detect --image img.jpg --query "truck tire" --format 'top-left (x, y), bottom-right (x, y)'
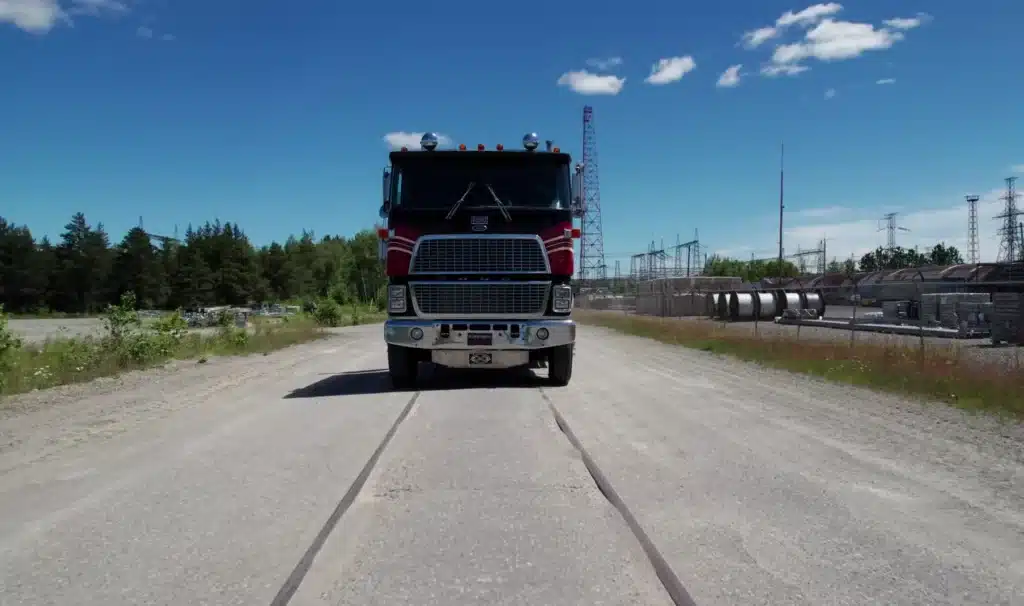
top-left (388, 345), bottom-right (418, 389)
top-left (548, 344), bottom-right (573, 386)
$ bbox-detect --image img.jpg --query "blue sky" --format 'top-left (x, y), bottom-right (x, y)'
top-left (2, 0), bottom-right (1023, 269)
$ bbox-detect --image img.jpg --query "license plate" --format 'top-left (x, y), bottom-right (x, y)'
top-left (467, 332), bottom-right (493, 346)
top-left (468, 352), bottom-right (493, 365)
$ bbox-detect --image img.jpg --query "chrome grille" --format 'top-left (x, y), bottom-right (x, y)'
top-left (411, 282), bottom-right (549, 317)
top-left (411, 237), bottom-right (548, 274)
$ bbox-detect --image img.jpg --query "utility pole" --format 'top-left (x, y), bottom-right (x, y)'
top-left (777, 142), bottom-right (785, 279)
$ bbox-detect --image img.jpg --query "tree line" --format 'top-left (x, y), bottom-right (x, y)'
top-left (0, 213), bottom-right (386, 315)
top-left (703, 242), bottom-right (965, 282)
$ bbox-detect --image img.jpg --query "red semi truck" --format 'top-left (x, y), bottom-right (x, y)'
top-left (378, 132), bottom-right (583, 388)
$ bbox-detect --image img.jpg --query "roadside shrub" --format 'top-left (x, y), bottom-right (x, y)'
top-left (0, 306), bottom-right (24, 393)
top-left (103, 292), bottom-right (142, 344)
top-left (314, 299), bottom-right (344, 327)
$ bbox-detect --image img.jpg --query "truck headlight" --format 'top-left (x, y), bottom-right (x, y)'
top-left (388, 285), bottom-right (407, 313)
top-left (551, 285), bottom-right (573, 313)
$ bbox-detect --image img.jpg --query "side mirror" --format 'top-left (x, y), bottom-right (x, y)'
top-left (571, 198), bottom-right (584, 218)
top-left (379, 200), bottom-right (391, 219)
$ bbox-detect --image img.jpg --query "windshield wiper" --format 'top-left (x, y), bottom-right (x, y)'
top-left (444, 181), bottom-right (477, 220)
top-left (484, 184), bottom-right (513, 221)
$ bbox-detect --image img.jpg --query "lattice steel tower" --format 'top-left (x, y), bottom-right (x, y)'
top-left (966, 195), bottom-right (980, 264)
top-left (996, 177), bottom-right (1022, 263)
top-left (579, 105), bottom-right (607, 283)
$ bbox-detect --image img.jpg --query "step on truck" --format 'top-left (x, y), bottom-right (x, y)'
top-left (378, 132), bottom-right (583, 388)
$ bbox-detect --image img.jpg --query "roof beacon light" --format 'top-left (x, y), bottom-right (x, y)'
top-left (523, 133), bottom-right (540, 151)
top-left (420, 132), bottom-right (439, 151)
top-left (477, 143), bottom-right (485, 151)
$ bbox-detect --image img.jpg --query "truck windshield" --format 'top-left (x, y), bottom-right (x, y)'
top-left (393, 158), bottom-right (570, 210)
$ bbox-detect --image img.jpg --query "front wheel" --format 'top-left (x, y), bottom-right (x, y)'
top-left (388, 345), bottom-right (418, 389)
top-left (548, 344), bottom-right (574, 386)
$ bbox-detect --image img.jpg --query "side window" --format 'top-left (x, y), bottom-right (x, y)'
top-left (393, 169), bottom-right (404, 206)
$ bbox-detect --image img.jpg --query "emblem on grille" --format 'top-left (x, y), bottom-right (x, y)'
top-left (469, 352), bottom-right (493, 365)
top-left (470, 215), bottom-right (488, 232)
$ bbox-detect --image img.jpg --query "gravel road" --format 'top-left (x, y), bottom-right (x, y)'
top-left (8, 317), bottom-right (273, 345)
top-left (8, 318), bottom-right (108, 343)
top-left (1, 323), bottom-right (1021, 605)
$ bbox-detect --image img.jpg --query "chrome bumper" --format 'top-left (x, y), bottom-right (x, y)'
top-left (384, 317), bottom-right (576, 350)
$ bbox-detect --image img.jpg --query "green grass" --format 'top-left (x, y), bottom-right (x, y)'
top-left (0, 296), bottom-right (385, 397)
top-left (574, 310), bottom-right (1024, 421)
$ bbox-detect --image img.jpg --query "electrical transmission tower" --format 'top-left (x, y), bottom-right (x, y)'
top-left (671, 229), bottom-right (702, 277)
top-left (878, 212), bottom-right (909, 251)
top-left (578, 105), bottom-right (607, 285)
top-left (138, 216), bottom-right (181, 248)
top-left (966, 194), bottom-right (980, 264)
top-left (790, 238), bottom-right (826, 274)
top-left (629, 253), bottom-right (645, 281)
top-left (996, 177), bottom-right (1022, 263)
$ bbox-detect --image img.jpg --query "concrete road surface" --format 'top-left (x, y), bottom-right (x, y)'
top-left (1, 324), bottom-right (1021, 605)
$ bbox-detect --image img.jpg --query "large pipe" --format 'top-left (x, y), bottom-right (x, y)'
top-left (782, 291), bottom-right (802, 311)
top-left (729, 291), bottom-right (756, 321)
top-left (804, 291), bottom-right (825, 317)
top-left (715, 293), bottom-right (729, 319)
top-left (754, 291), bottom-right (777, 319)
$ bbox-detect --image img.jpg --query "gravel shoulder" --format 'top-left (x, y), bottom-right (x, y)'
top-left (546, 326), bottom-right (1024, 605)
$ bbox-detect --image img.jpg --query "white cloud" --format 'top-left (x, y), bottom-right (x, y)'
top-left (876, 78), bottom-right (896, 85)
top-left (824, 87), bottom-right (837, 99)
top-left (741, 26), bottom-right (779, 49)
top-left (884, 13), bottom-right (931, 30)
top-left (740, 2), bottom-right (842, 49)
top-left (776, 2), bottom-right (843, 27)
top-left (761, 63), bottom-right (809, 77)
top-left (585, 56), bottom-right (623, 71)
top-left (68, 0), bottom-right (127, 16)
top-left (160, 33), bottom-right (173, 41)
top-left (556, 70), bottom-right (625, 95)
top-left (1, 0), bottom-right (129, 33)
top-left (771, 19), bottom-right (904, 64)
top-left (718, 188), bottom-right (1013, 264)
top-left (745, 5), bottom-right (930, 79)
top-left (644, 55), bottom-right (696, 85)
top-left (716, 64), bottom-right (742, 88)
top-left (0, 0), bottom-right (65, 32)
top-left (383, 132), bottom-right (453, 151)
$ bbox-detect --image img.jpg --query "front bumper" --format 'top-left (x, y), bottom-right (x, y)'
top-left (385, 318), bottom-right (576, 350)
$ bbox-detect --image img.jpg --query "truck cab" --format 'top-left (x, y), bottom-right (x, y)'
top-left (378, 132), bottom-right (583, 388)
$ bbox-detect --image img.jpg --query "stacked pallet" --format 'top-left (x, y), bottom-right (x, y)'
top-left (919, 293), bottom-right (990, 328)
top-left (955, 301), bottom-right (993, 335)
top-left (991, 293), bottom-right (1024, 345)
top-left (882, 300), bottom-right (912, 322)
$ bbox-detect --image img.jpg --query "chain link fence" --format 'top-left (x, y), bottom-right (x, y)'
top-left (575, 275), bottom-right (1024, 370)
